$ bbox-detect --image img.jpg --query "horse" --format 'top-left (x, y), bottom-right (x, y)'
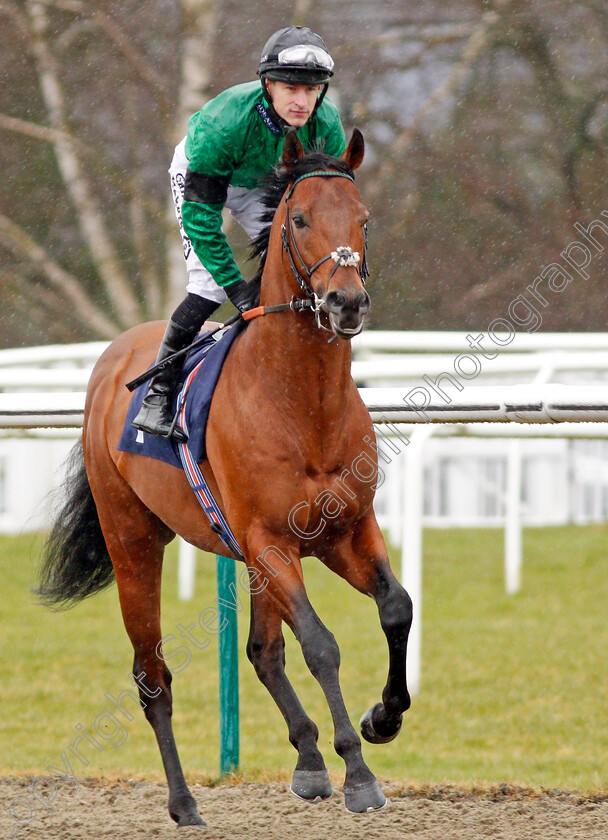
top-left (38, 128), bottom-right (413, 825)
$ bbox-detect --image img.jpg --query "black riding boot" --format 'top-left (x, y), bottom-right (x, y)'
top-left (132, 294), bottom-right (220, 441)
top-left (132, 319), bottom-right (198, 442)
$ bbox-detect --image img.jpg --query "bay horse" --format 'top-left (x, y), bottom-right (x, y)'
top-left (38, 128), bottom-right (412, 825)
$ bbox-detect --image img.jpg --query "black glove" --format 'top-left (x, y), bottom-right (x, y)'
top-left (225, 278), bottom-right (258, 313)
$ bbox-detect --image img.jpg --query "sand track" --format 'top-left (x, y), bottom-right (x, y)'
top-left (2, 778), bottom-right (607, 839)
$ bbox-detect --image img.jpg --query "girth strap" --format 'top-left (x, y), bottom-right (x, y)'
top-left (175, 360), bottom-right (245, 560)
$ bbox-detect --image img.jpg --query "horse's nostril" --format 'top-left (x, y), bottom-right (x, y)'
top-left (358, 290), bottom-right (371, 314)
top-left (326, 290), bottom-right (347, 312)
top-left (326, 289), bottom-right (370, 316)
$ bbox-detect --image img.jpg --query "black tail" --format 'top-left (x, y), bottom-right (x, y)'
top-left (36, 439), bottom-right (115, 609)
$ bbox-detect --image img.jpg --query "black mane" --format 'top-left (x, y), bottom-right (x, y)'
top-left (247, 149), bottom-right (354, 295)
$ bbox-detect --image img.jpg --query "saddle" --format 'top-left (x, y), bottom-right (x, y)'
top-left (118, 318), bottom-right (247, 467)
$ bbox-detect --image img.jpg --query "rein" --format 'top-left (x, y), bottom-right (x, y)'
top-left (126, 168), bottom-right (368, 392)
top-left (125, 300), bottom-right (312, 392)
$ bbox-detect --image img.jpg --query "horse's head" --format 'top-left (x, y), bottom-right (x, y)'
top-left (280, 129), bottom-right (371, 338)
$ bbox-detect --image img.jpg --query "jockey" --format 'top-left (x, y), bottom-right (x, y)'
top-left (133, 25), bottom-right (346, 441)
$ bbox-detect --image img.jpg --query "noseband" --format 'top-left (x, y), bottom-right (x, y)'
top-left (281, 170), bottom-right (370, 330)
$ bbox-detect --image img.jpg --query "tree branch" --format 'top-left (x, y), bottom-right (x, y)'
top-left (0, 112), bottom-right (166, 224)
top-left (25, 0), bottom-right (142, 328)
top-left (37, 0), bottom-right (174, 128)
top-left (366, 7), bottom-right (505, 201)
top-left (0, 267), bottom-right (93, 343)
top-left (0, 213), bottom-right (120, 338)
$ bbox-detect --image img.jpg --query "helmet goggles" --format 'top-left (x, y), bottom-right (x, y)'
top-left (276, 44), bottom-right (334, 73)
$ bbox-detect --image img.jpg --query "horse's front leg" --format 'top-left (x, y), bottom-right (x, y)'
top-left (243, 532), bottom-right (386, 813)
top-left (319, 513), bottom-right (413, 745)
top-left (246, 594), bottom-right (332, 801)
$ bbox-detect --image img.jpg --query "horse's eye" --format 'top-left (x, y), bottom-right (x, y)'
top-left (293, 214), bottom-right (307, 229)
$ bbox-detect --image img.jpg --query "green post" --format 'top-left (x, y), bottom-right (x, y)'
top-left (216, 554), bottom-right (239, 775)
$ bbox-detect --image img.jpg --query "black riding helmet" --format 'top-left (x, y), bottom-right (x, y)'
top-left (258, 25), bottom-right (334, 84)
top-left (257, 26), bottom-right (334, 120)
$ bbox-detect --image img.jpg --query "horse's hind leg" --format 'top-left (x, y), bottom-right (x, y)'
top-left (320, 514), bottom-right (412, 745)
top-left (247, 594), bottom-right (332, 801)
top-left (89, 463), bottom-right (204, 827)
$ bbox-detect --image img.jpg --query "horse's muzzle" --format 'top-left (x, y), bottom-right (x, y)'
top-left (325, 288), bottom-right (371, 337)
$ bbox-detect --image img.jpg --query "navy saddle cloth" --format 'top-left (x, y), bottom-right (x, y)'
top-left (118, 319), bottom-right (246, 467)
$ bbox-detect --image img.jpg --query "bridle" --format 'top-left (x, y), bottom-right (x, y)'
top-left (281, 169), bottom-right (370, 331)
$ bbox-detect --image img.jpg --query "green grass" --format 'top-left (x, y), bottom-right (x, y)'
top-left (1, 525), bottom-right (607, 791)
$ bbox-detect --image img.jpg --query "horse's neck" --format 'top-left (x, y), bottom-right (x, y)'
top-left (252, 259), bottom-right (353, 417)
top-left (252, 303), bottom-right (352, 399)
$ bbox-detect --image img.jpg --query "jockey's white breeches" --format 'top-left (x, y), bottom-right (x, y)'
top-left (169, 137), bottom-right (266, 303)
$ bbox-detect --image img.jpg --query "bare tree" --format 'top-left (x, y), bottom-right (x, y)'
top-left (2, 0), bottom-right (608, 342)
top-left (0, 0), bottom-right (180, 343)
top-left (166, 0), bottom-right (218, 309)
top-left (334, 0), bottom-right (608, 330)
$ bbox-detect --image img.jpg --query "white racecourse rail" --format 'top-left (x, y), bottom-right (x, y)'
top-left (3, 336), bottom-right (608, 695)
top-left (3, 383), bottom-right (608, 694)
top-left (3, 382), bottom-right (608, 427)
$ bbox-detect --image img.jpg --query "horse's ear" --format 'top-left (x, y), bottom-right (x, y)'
top-left (341, 128), bottom-right (365, 171)
top-left (283, 128), bottom-right (305, 168)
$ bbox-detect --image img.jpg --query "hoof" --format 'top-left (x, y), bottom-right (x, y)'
top-left (177, 813), bottom-right (205, 827)
top-left (360, 702), bottom-right (403, 744)
top-left (343, 779), bottom-right (387, 813)
top-left (169, 794), bottom-right (206, 827)
top-left (290, 769), bottom-right (333, 802)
